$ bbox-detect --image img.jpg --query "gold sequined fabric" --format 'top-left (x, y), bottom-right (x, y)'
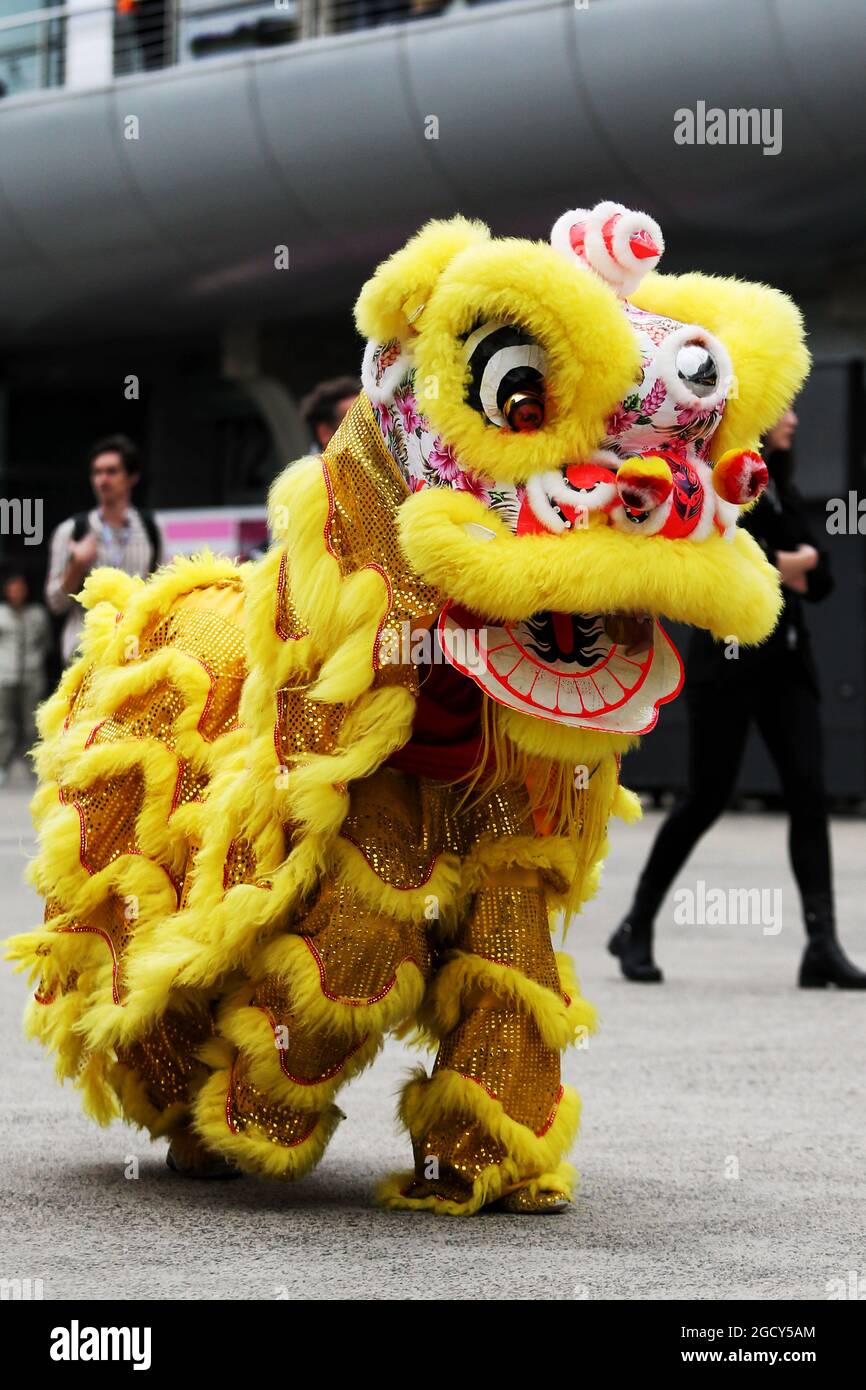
top-left (93, 680), bottom-right (186, 749)
top-left (138, 587), bottom-right (246, 742)
top-left (340, 769), bottom-right (442, 888)
top-left (296, 878), bottom-right (431, 1003)
top-left (457, 782), bottom-right (534, 847)
top-left (228, 1060), bottom-right (321, 1147)
top-left (411, 1118), bottom-right (507, 1191)
top-left (274, 687), bottom-right (347, 765)
top-left (274, 553), bottom-right (309, 642)
top-left (496, 1187), bottom-right (570, 1214)
top-left (252, 975), bottom-right (367, 1088)
top-left (322, 394), bottom-right (442, 691)
top-left (222, 837), bottom-right (259, 891)
top-left (115, 1007), bottom-right (213, 1111)
top-left (338, 768), bottom-right (534, 887)
top-left (462, 883), bottom-right (561, 992)
top-left (172, 762), bottom-right (209, 814)
top-left (60, 771), bottom-right (145, 875)
top-left (434, 1008), bottom-right (560, 1134)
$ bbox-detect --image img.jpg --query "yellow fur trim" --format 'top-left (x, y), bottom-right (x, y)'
top-left (458, 833), bottom-right (577, 900)
top-left (330, 835), bottom-right (462, 927)
top-left (398, 1067), bottom-right (580, 1175)
top-left (245, 930), bottom-right (427, 1044)
top-left (630, 271), bottom-right (810, 460)
top-left (377, 1161), bottom-right (518, 1216)
top-left (21, 990), bottom-right (89, 1086)
top-left (354, 217), bottom-right (491, 344)
top-left (613, 784), bottom-right (643, 823)
top-left (78, 1052), bottom-right (122, 1126)
top-left (192, 1060), bottom-right (342, 1178)
top-left (216, 988), bottom-right (383, 1114)
top-left (398, 485), bottom-right (782, 644)
top-left (496, 705), bottom-right (637, 765)
top-left (377, 1159), bottom-right (575, 1216)
top-left (108, 1060), bottom-right (190, 1139)
top-left (417, 949), bottom-right (596, 1052)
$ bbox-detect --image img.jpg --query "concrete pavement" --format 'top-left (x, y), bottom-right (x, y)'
top-left (2, 777), bottom-right (864, 1301)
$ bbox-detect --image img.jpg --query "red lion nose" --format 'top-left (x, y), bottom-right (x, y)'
top-left (616, 455), bottom-right (673, 512)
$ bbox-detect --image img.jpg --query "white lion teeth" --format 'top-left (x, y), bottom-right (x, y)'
top-left (526, 472), bottom-right (572, 533)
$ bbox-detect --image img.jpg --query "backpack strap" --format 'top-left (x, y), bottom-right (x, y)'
top-left (137, 509), bottom-right (162, 573)
top-left (71, 511), bottom-right (91, 542)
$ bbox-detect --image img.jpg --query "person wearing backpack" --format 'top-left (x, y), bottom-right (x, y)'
top-left (45, 435), bottom-right (163, 664)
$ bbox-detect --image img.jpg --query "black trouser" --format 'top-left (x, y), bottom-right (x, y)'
top-left (630, 656), bottom-right (832, 931)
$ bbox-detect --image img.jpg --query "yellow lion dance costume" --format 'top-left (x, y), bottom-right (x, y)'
top-left (8, 202), bottom-right (808, 1214)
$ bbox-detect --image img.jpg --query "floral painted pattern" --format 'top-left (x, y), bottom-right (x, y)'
top-left (371, 366), bottom-right (523, 530)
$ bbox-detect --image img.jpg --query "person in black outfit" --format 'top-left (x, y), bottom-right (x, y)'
top-left (609, 410), bottom-right (866, 989)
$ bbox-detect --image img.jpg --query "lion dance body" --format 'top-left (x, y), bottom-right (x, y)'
top-left (8, 203), bottom-right (808, 1214)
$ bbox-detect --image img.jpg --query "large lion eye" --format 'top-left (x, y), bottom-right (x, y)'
top-left (463, 320), bottom-right (546, 428)
top-left (676, 342), bottom-right (719, 397)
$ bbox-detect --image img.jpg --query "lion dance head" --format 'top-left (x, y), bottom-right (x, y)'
top-left (351, 200), bottom-right (808, 751)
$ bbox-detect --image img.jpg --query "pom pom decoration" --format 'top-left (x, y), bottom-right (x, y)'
top-left (615, 455), bottom-right (674, 514)
top-left (712, 449), bottom-right (768, 504)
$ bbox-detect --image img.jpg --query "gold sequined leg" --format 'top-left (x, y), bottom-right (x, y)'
top-left (112, 1004), bottom-right (215, 1147)
top-left (382, 859), bottom-right (595, 1216)
top-left (191, 868), bottom-right (432, 1179)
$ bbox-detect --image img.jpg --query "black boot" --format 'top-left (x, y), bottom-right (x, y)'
top-left (608, 917), bottom-right (663, 983)
top-left (799, 892), bottom-right (866, 990)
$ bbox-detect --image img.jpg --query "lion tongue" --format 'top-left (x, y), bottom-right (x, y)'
top-left (551, 611), bottom-right (575, 656)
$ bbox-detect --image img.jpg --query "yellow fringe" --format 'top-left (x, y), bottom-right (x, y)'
top-left (458, 697), bottom-right (624, 919)
top-left (216, 988), bottom-right (384, 1114)
top-left (397, 1066), bottom-right (580, 1175)
top-left (191, 1043), bottom-right (343, 1178)
top-left (416, 950), bottom-right (596, 1052)
top-left (245, 932), bottom-right (427, 1043)
top-left (377, 1160), bottom-right (575, 1216)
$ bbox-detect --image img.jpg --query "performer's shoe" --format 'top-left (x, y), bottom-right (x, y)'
top-left (799, 893), bottom-right (866, 990)
top-left (608, 919), bottom-right (663, 983)
top-left (494, 1187), bottom-right (571, 1215)
top-left (391, 1173), bottom-right (570, 1215)
top-left (166, 1133), bottom-right (243, 1179)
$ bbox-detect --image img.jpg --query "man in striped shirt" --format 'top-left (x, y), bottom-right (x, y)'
top-left (45, 435), bottom-right (163, 665)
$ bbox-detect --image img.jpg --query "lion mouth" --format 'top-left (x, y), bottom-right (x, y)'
top-left (437, 603), bottom-right (683, 734)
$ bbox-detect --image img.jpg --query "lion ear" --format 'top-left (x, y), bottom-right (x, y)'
top-left (354, 217), bottom-right (490, 342)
